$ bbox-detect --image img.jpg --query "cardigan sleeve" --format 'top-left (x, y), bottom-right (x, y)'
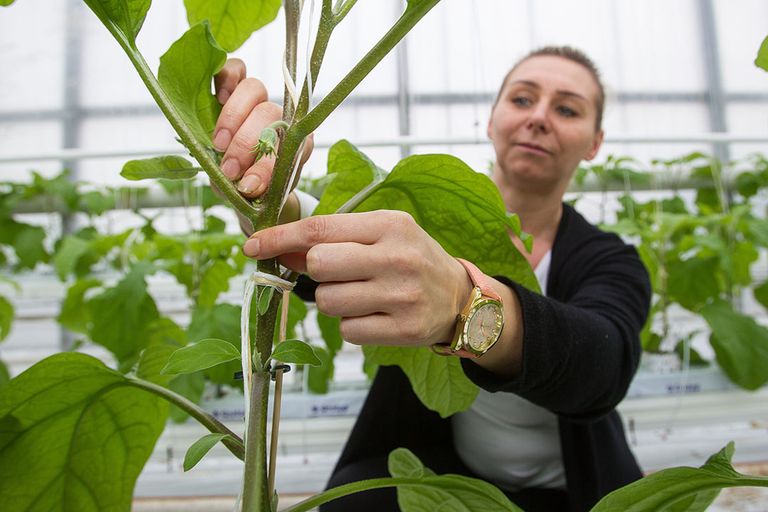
top-left (462, 211), bottom-right (651, 422)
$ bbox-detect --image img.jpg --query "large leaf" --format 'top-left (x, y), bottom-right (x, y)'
top-left (86, 264), bottom-right (160, 370)
top-left (667, 257), bottom-right (720, 311)
top-left (162, 338), bottom-right (241, 375)
top-left (354, 153), bottom-right (538, 292)
top-left (0, 353), bottom-right (168, 512)
top-left (363, 346), bottom-right (478, 418)
top-left (83, 0), bottom-right (151, 47)
top-left (388, 448), bottom-right (523, 511)
top-left (314, 140), bottom-right (387, 216)
top-left (121, 156), bottom-right (200, 181)
top-left (158, 22), bottom-right (226, 145)
top-left (701, 299), bottom-right (768, 390)
top-left (184, 0), bottom-right (281, 52)
top-left (592, 442), bottom-right (768, 511)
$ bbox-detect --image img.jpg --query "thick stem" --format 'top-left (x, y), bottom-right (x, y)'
top-left (126, 378), bottom-right (244, 460)
top-left (241, 371), bottom-right (272, 512)
top-left (295, 0), bottom-right (440, 136)
top-left (104, 26), bottom-right (261, 223)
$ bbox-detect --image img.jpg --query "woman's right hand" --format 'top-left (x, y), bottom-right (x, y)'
top-left (212, 59), bottom-right (313, 228)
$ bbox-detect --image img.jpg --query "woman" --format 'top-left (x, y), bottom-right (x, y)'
top-left (213, 46), bottom-right (651, 512)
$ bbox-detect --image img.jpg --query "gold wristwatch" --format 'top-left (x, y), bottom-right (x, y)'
top-left (432, 258), bottom-right (504, 358)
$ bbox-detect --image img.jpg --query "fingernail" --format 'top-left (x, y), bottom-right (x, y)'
top-left (237, 174), bottom-right (262, 195)
top-left (221, 158), bottom-right (240, 180)
top-left (243, 237), bottom-right (260, 257)
top-left (217, 89), bottom-right (230, 105)
top-left (213, 128), bottom-right (231, 151)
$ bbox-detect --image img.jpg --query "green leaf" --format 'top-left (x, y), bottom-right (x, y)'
top-left (0, 359), bottom-right (9, 388)
top-left (53, 236), bottom-right (91, 281)
top-left (0, 295), bottom-right (12, 342)
top-left (317, 312), bottom-right (343, 353)
top-left (314, 140), bottom-right (387, 216)
top-left (187, 304), bottom-right (242, 385)
top-left (756, 35), bottom-right (768, 72)
top-left (197, 260), bottom-right (238, 307)
top-left (58, 278), bottom-right (102, 334)
top-left (0, 220), bottom-right (47, 269)
top-left (83, 0), bottom-right (151, 46)
top-left (86, 265), bottom-right (159, 369)
top-left (184, 0), bottom-right (281, 52)
top-left (272, 339), bottom-right (322, 366)
top-left (592, 442), bottom-right (768, 511)
top-left (286, 292), bottom-right (308, 340)
top-left (183, 433), bottom-right (230, 471)
top-left (352, 153), bottom-right (539, 292)
top-left (258, 286), bottom-right (275, 316)
top-left (754, 280), bottom-right (768, 310)
top-left (388, 447), bottom-right (429, 479)
top-left (363, 346), bottom-right (478, 418)
top-left (388, 448), bottom-right (523, 511)
top-left (168, 372), bottom-right (206, 423)
top-left (1, 1), bottom-right (18, 7)
top-left (121, 155), bottom-right (200, 181)
top-left (0, 353), bottom-right (168, 511)
top-left (162, 338), bottom-right (241, 375)
top-left (307, 346), bottom-right (334, 394)
top-left (667, 257), bottom-right (720, 311)
top-left (701, 300), bottom-right (768, 390)
top-left (79, 190), bottom-right (116, 216)
top-left (158, 22), bottom-right (226, 145)
top-left (136, 317), bottom-right (188, 386)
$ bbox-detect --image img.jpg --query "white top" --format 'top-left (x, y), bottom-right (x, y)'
top-left (451, 250), bottom-right (566, 492)
top-left (295, 189), bottom-right (320, 219)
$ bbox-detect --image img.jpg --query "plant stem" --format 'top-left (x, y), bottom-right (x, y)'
top-left (282, 477), bottom-right (428, 512)
top-left (241, 371), bottom-right (272, 512)
top-left (103, 26), bottom-right (261, 225)
top-left (295, 0), bottom-right (440, 136)
top-left (293, 0), bottom-right (337, 120)
top-left (127, 378), bottom-right (245, 460)
top-left (268, 291), bottom-right (292, 495)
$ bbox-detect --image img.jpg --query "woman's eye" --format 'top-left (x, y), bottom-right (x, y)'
top-left (557, 105), bottom-right (577, 117)
top-left (511, 96), bottom-right (531, 107)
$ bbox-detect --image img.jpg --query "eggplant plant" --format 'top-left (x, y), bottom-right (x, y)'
top-left (2, 2), bottom-right (768, 511)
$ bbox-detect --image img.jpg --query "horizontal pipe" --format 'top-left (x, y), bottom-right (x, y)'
top-left (2, 133), bottom-right (768, 165)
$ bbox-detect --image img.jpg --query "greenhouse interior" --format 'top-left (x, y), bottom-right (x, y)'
top-left (1, 0), bottom-right (768, 511)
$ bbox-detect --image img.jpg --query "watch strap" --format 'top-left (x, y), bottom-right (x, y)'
top-left (455, 258), bottom-right (501, 300)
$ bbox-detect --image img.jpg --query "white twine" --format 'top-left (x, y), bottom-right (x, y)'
top-left (240, 271), bottom-right (296, 437)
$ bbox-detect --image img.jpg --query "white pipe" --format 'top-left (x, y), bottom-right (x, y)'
top-left (1, 133), bottom-right (767, 164)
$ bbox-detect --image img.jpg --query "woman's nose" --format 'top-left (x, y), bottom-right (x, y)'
top-left (525, 103), bottom-right (550, 132)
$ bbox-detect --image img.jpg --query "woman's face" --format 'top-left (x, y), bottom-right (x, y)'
top-left (488, 55), bottom-right (604, 193)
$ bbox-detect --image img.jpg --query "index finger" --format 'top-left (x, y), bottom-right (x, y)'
top-left (243, 212), bottom-right (392, 260)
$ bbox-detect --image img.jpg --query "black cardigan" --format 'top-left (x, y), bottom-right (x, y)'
top-left (307, 204), bottom-right (651, 512)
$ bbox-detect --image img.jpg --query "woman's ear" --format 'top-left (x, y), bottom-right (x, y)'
top-left (585, 130), bottom-right (604, 161)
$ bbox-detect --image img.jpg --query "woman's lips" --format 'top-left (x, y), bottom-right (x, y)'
top-left (515, 142), bottom-right (551, 156)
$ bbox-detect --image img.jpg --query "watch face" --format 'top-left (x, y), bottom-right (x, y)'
top-left (465, 301), bottom-right (504, 353)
